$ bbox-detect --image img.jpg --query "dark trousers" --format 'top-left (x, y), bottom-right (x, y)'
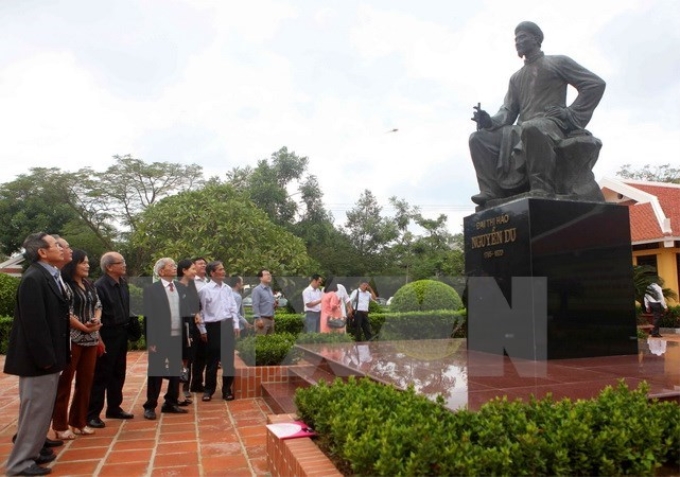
top-left (205, 320), bottom-right (235, 397)
top-left (144, 374), bottom-right (180, 410)
top-left (190, 323), bottom-right (207, 391)
top-left (650, 302), bottom-right (664, 335)
top-left (182, 317), bottom-right (193, 392)
top-left (144, 336), bottom-right (182, 409)
top-left (352, 311), bottom-right (373, 341)
top-left (88, 325), bottom-right (127, 420)
top-left (53, 343), bottom-right (98, 430)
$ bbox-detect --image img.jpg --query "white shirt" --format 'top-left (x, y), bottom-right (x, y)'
top-left (161, 279), bottom-right (181, 336)
top-left (198, 281), bottom-right (239, 332)
top-left (350, 289), bottom-right (372, 312)
top-left (336, 284), bottom-right (351, 318)
top-left (194, 276), bottom-right (209, 292)
top-left (302, 285), bottom-right (323, 312)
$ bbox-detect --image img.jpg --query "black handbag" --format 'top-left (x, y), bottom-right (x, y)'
top-left (327, 317), bottom-right (346, 329)
top-left (127, 316), bottom-right (142, 342)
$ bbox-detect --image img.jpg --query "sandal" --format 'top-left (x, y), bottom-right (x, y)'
top-left (72, 426), bottom-right (95, 435)
top-left (55, 429), bottom-right (76, 440)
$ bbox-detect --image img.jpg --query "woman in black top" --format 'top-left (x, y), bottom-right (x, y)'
top-left (52, 249), bottom-right (103, 439)
top-left (176, 259), bottom-right (201, 403)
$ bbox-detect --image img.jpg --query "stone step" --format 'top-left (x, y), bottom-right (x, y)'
top-left (262, 381), bottom-right (305, 414)
top-left (289, 365), bottom-right (338, 386)
top-left (648, 390), bottom-right (680, 405)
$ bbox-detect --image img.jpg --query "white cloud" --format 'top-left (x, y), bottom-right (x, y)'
top-left (0, 0), bottom-right (678, 235)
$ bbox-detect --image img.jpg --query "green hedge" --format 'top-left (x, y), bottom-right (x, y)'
top-left (0, 316), bottom-right (147, 354)
top-left (295, 377), bottom-right (679, 477)
top-left (0, 316), bottom-right (11, 354)
top-left (0, 274), bottom-right (19, 318)
top-left (236, 331), bottom-right (354, 366)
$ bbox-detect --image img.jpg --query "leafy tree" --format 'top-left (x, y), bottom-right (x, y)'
top-left (617, 163), bottom-right (680, 183)
top-left (95, 154), bottom-right (204, 233)
top-left (633, 265), bottom-right (678, 305)
top-left (0, 169), bottom-right (97, 255)
top-left (130, 183), bottom-right (317, 276)
top-left (0, 156), bottom-right (203, 255)
top-left (226, 147), bottom-right (315, 226)
top-left (345, 189), bottom-right (398, 273)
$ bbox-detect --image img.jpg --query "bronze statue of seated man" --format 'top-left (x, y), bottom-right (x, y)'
top-left (469, 21), bottom-right (606, 210)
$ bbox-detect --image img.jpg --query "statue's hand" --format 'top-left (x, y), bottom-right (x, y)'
top-left (472, 103), bottom-right (492, 130)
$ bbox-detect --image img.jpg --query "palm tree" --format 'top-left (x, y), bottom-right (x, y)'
top-left (632, 265), bottom-right (678, 305)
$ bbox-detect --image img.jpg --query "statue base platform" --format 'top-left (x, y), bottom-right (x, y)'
top-left (464, 197), bottom-right (638, 360)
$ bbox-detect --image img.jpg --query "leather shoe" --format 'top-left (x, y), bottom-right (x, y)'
top-left (39, 447), bottom-right (54, 457)
top-left (87, 418), bottom-right (106, 429)
top-left (161, 404), bottom-right (188, 414)
top-left (34, 453), bottom-right (56, 465)
top-left (177, 399), bottom-right (192, 406)
top-left (15, 463), bottom-right (51, 476)
top-left (12, 435), bottom-right (63, 448)
top-left (106, 410), bottom-right (134, 419)
top-left (43, 437), bottom-right (63, 448)
top-left (143, 409), bottom-right (157, 420)
top-left (222, 393), bottom-right (235, 401)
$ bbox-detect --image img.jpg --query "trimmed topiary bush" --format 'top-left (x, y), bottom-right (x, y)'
top-left (390, 280), bottom-right (463, 313)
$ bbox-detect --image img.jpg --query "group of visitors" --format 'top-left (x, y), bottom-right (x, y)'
top-left (2, 231), bottom-right (268, 476)
top-left (302, 275), bottom-right (376, 341)
top-left (3, 230), bottom-right (381, 476)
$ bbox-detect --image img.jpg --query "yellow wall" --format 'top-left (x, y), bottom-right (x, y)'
top-left (634, 247), bottom-right (679, 305)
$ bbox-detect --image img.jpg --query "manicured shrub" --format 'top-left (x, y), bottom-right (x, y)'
top-left (0, 273), bottom-right (19, 317)
top-left (0, 316), bottom-right (11, 354)
top-left (236, 332), bottom-right (298, 366)
top-left (659, 305), bottom-right (680, 328)
top-left (236, 331), bottom-right (354, 366)
top-left (295, 378), bottom-right (679, 477)
top-left (271, 313), bottom-right (305, 335)
top-left (390, 280), bottom-right (463, 313)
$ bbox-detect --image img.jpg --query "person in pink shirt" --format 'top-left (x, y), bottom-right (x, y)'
top-left (320, 278), bottom-right (345, 334)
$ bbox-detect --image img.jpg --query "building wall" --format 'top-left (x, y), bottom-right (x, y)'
top-left (634, 247), bottom-right (679, 304)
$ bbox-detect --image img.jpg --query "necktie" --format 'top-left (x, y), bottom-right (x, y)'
top-left (54, 273), bottom-right (65, 296)
top-left (168, 282), bottom-right (174, 292)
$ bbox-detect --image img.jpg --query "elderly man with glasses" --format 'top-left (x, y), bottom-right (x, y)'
top-left (86, 252), bottom-right (136, 428)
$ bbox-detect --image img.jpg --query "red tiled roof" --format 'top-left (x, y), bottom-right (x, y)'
top-left (623, 181), bottom-right (680, 242)
top-left (628, 203), bottom-right (663, 242)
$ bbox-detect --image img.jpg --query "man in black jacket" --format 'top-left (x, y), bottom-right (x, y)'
top-left (142, 258), bottom-right (188, 419)
top-left (87, 252), bottom-right (135, 428)
top-left (4, 232), bottom-right (70, 476)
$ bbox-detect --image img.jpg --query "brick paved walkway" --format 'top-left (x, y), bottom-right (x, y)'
top-left (0, 352), bottom-right (272, 476)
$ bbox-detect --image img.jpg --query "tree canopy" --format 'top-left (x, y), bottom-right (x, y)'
top-left (617, 163), bottom-right (680, 184)
top-left (130, 183), bottom-right (317, 276)
top-left (0, 148), bottom-right (464, 284)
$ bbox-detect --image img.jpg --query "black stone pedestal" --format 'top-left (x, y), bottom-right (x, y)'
top-left (464, 198), bottom-right (638, 360)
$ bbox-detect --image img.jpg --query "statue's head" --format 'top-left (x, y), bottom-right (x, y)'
top-left (515, 21), bottom-right (543, 58)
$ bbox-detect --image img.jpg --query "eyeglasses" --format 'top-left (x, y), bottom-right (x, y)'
top-left (110, 261), bottom-right (126, 265)
top-left (42, 243), bottom-right (63, 250)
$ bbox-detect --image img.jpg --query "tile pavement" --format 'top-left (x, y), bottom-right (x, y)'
top-left (0, 351), bottom-right (272, 477)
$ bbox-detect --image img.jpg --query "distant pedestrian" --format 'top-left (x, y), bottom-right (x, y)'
top-left (644, 282), bottom-right (667, 338)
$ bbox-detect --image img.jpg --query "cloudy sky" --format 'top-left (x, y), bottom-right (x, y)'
top-left (1, 0), bottom-right (678, 233)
